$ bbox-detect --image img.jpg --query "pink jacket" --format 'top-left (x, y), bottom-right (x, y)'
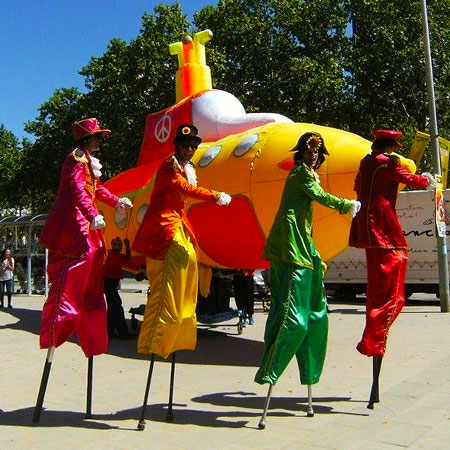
top-left (40, 148), bottom-right (119, 258)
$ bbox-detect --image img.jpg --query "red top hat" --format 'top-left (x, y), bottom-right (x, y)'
top-left (72, 118), bottom-right (111, 141)
top-left (371, 129), bottom-right (403, 148)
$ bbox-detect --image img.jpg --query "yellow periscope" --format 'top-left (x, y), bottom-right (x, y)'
top-left (169, 30), bottom-right (213, 102)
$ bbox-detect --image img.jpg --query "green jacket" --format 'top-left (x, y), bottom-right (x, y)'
top-left (263, 163), bottom-right (352, 268)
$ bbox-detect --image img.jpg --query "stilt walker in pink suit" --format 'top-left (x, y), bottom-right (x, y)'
top-left (33, 118), bottom-right (133, 423)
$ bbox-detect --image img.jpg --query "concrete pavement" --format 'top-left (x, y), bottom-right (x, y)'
top-left (1, 286), bottom-right (450, 449)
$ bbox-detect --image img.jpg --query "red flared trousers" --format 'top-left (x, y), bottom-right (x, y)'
top-left (40, 235), bottom-right (108, 357)
top-left (357, 248), bottom-right (408, 357)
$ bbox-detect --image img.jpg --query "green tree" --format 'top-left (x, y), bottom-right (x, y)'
top-left (195, 0), bottom-right (450, 165)
top-left (21, 3), bottom-right (190, 209)
top-left (15, 0), bottom-right (450, 211)
top-left (344, 0), bottom-right (450, 147)
top-left (194, 0), bottom-right (350, 126)
top-left (79, 3), bottom-right (190, 177)
top-left (0, 124), bottom-right (22, 213)
top-left (21, 87), bottom-right (84, 212)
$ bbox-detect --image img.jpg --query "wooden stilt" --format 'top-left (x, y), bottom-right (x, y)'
top-left (166, 352), bottom-right (176, 421)
top-left (368, 356), bottom-right (383, 409)
top-left (137, 354), bottom-right (155, 430)
top-left (85, 356), bottom-right (94, 419)
top-left (32, 347), bottom-right (55, 423)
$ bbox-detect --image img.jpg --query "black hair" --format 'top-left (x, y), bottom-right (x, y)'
top-left (75, 133), bottom-right (102, 148)
top-left (293, 132), bottom-right (327, 169)
top-left (371, 139), bottom-right (397, 152)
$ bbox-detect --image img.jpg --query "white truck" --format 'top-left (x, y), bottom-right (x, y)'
top-left (324, 189), bottom-right (449, 300)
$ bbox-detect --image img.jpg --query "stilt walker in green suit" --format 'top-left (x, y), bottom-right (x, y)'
top-left (255, 132), bottom-right (360, 429)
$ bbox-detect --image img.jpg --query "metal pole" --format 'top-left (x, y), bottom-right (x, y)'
top-left (420, 0), bottom-right (450, 312)
top-left (307, 385), bottom-right (314, 417)
top-left (27, 225), bottom-right (32, 296)
top-left (258, 384), bottom-right (273, 430)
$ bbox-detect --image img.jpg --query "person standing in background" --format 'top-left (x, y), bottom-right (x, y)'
top-left (104, 237), bottom-right (139, 340)
top-left (0, 248), bottom-right (15, 308)
top-left (233, 269), bottom-right (255, 326)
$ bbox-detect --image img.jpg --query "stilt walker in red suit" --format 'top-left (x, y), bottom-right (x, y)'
top-left (349, 129), bottom-right (435, 409)
top-left (33, 118), bottom-right (133, 422)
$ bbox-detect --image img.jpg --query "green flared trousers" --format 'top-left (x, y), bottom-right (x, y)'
top-left (255, 255), bottom-right (328, 385)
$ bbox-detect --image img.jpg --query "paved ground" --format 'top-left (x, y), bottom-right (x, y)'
top-left (1, 282), bottom-right (450, 449)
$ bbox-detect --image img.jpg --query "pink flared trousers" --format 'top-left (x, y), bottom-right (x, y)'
top-left (39, 235), bottom-right (108, 357)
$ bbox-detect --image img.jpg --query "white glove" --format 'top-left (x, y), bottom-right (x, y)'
top-left (116, 197), bottom-right (133, 212)
top-left (90, 214), bottom-right (106, 229)
top-left (216, 192), bottom-right (232, 206)
top-left (422, 172), bottom-right (437, 190)
top-left (348, 200), bottom-right (361, 218)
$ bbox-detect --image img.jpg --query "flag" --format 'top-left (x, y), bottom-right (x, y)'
top-left (438, 137), bottom-right (450, 189)
top-left (408, 131), bottom-right (430, 167)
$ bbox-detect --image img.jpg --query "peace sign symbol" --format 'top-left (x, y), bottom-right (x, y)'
top-left (155, 115), bottom-right (172, 143)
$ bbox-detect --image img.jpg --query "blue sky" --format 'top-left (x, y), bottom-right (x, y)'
top-left (0, 1), bottom-right (217, 140)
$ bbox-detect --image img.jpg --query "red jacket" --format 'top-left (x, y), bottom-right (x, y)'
top-left (103, 251), bottom-right (141, 279)
top-left (349, 152), bottom-right (428, 249)
top-left (132, 156), bottom-right (216, 259)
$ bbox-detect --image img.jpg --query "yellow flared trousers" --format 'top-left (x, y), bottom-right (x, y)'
top-left (137, 225), bottom-right (198, 358)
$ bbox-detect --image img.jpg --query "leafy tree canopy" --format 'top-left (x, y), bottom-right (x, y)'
top-left (3, 0), bottom-right (450, 212)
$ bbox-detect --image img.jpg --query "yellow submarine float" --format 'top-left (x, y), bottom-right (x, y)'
top-left (100, 30), bottom-right (371, 269)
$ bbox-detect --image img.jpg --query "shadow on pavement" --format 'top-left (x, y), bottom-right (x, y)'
top-left (0, 407), bottom-right (121, 430)
top-left (101, 403), bottom-right (260, 428)
top-left (0, 307), bottom-right (42, 335)
top-left (0, 403), bottom-right (275, 430)
top-left (0, 308), bottom-right (264, 367)
top-left (191, 391), bottom-right (369, 418)
top-left (0, 389), bottom-right (368, 430)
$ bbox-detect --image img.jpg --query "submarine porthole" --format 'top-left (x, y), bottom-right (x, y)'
top-left (233, 134), bottom-right (258, 157)
top-left (137, 204), bottom-right (148, 225)
top-left (199, 145), bottom-right (222, 167)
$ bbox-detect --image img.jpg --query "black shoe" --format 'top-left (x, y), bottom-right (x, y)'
top-left (8, 304), bottom-right (12, 308)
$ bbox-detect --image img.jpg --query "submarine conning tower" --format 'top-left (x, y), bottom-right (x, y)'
top-left (169, 29), bottom-right (213, 102)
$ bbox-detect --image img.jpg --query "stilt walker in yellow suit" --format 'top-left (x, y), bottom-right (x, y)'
top-left (132, 124), bottom-right (231, 428)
